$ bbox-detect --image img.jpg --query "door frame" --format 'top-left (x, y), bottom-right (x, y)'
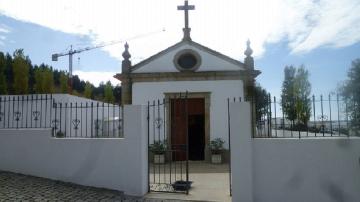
top-left (165, 92), bottom-right (211, 161)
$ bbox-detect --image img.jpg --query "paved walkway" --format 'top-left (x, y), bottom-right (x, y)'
top-left (147, 162), bottom-right (231, 202)
top-left (0, 171), bottom-right (188, 202)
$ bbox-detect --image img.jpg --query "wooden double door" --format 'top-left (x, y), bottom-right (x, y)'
top-left (171, 98), bottom-right (205, 161)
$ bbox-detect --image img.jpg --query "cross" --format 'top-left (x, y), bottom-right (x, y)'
top-left (177, 0), bottom-right (195, 40)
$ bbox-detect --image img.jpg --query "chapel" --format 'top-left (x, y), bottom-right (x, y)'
top-left (114, 0), bottom-right (260, 161)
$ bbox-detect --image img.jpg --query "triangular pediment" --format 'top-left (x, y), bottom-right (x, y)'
top-left (131, 40), bottom-right (247, 73)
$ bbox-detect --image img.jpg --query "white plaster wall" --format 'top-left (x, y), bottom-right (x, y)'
top-left (252, 138), bottom-right (360, 202)
top-left (132, 44), bottom-right (245, 73)
top-left (133, 80), bottom-right (243, 146)
top-left (0, 105), bottom-right (148, 196)
top-left (229, 102), bottom-right (360, 202)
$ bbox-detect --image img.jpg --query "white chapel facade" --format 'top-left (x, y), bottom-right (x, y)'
top-left (115, 0), bottom-right (260, 161)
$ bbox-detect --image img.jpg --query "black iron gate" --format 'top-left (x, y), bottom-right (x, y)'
top-left (147, 93), bottom-right (190, 194)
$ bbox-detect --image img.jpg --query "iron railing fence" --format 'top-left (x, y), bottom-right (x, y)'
top-left (253, 94), bottom-right (359, 138)
top-left (0, 94), bottom-right (123, 138)
top-left (0, 94), bottom-right (54, 129)
top-left (147, 93), bottom-right (190, 194)
top-left (52, 101), bottom-right (123, 138)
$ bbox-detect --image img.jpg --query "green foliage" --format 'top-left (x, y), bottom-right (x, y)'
top-left (104, 81), bottom-right (114, 103)
top-left (0, 52), bottom-right (7, 94)
top-left (0, 50), bottom-right (120, 101)
top-left (281, 65), bottom-right (312, 126)
top-left (84, 81), bottom-right (93, 98)
top-left (34, 65), bottom-right (54, 93)
top-left (59, 72), bottom-right (68, 93)
top-left (254, 84), bottom-right (269, 123)
top-left (293, 66), bottom-right (311, 126)
top-left (341, 59), bottom-right (360, 134)
top-left (149, 140), bottom-right (167, 155)
top-left (209, 138), bottom-right (225, 154)
top-left (12, 49), bottom-right (29, 94)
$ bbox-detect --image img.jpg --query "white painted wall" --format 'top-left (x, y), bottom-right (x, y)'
top-left (0, 105), bottom-right (148, 196)
top-left (229, 102), bottom-right (360, 202)
top-left (132, 43), bottom-right (245, 73)
top-left (252, 138), bottom-right (360, 202)
top-left (133, 80), bottom-right (243, 146)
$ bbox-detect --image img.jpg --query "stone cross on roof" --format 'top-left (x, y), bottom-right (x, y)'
top-left (177, 0), bottom-right (195, 40)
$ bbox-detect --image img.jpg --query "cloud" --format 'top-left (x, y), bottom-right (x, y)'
top-left (0, 0), bottom-right (359, 60)
top-left (73, 70), bottom-right (120, 87)
top-left (0, 23), bottom-right (10, 46)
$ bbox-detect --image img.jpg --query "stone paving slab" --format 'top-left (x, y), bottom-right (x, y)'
top-left (0, 171), bottom-right (192, 202)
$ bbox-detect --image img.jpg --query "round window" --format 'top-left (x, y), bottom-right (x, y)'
top-left (174, 49), bottom-right (201, 72)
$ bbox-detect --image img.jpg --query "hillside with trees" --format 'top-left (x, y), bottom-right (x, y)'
top-left (0, 49), bottom-right (121, 104)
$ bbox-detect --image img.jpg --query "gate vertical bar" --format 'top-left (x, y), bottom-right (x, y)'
top-left (312, 95), bottom-right (316, 137)
top-left (185, 92), bottom-right (189, 194)
top-left (147, 101), bottom-right (150, 192)
top-left (227, 98), bottom-right (232, 196)
top-left (321, 95), bottom-right (324, 137)
top-left (328, 94), bottom-right (333, 136)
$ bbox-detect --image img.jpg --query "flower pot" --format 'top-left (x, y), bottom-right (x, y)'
top-left (154, 154), bottom-right (165, 164)
top-left (211, 154), bottom-right (222, 164)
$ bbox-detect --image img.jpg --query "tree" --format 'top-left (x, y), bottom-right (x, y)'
top-left (0, 52), bottom-right (7, 94)
top-left (281, 65), bottom-right (312, 128)
top-left (254, 84), bottom-right (269, 123)
top-left (34, 65), bottom-right (54, 93)
top-left (4, 53), bottom-right (13, 94)
top-left (12, 49), bottom-right (29, 94)
top-left (84, 81), bottom-right (93, 98)
top-left (341, 59), bottom-right (360, 135)
top-left (59, 72), bottom-right (68, 93)
top-left (104, 81), bottom-right (114, 103)
top-left (281, 66), bottom-right (297, 124)
top-left (113, 85), bottom-right (122, 104)
top-left (294, 66), bottom-right (311, 126)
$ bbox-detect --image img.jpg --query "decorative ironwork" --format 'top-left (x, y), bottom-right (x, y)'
top-left (147, 93), bottom-right (190, 194)
top-left (32, 111), bottom-right (40, 121)
top-left (116, 118), bottom-right (123, 131)
top-left (72, 119), bottom-right (80, 130)
top-left (249, 93), bottom-right (353, 138)
top-left (51, 119), bottom-right (59, 130)
top-left (14, 111), bottom-right (21, 122)
top-left (154, 117), bottom-right (163, 129)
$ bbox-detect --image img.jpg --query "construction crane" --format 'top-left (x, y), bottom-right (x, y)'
top-left (52, 40), bottom-right (123, 78)
top-left (51, 29), bottom-right (165, 92)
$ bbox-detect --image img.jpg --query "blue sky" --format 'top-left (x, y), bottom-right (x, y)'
top-left (0, 0), bottom-right (359, 98)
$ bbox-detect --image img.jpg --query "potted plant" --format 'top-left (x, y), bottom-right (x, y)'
top-left (209, 138), bottom-right (225, 164)
top-left (149, 140), bottom-right (167, 164)
top-left (55, 131), bottom-right (65, 138)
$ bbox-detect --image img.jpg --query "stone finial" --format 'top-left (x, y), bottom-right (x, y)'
top-left (122, 42), bottom-right (131, 74)
top-left (244, 39), bottom-right (254, 70)
top-left (122, 42), bottom-right (131, 60)
top-left (244, 39), bottom-right (253, 57)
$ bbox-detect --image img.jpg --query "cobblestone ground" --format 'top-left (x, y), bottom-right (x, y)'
top-left (0, 171), bottom-right (186, 202)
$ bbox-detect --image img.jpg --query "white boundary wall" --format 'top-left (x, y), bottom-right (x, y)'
top-left (230, 102), bottom-right (360, 202)
top-left (0, 105), bottom-right (147, 196)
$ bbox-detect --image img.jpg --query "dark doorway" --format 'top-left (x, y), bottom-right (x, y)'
top-left (171, 98), bottom-right (205, 161)
top-left (188, 114), bottom-right (205, 160)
